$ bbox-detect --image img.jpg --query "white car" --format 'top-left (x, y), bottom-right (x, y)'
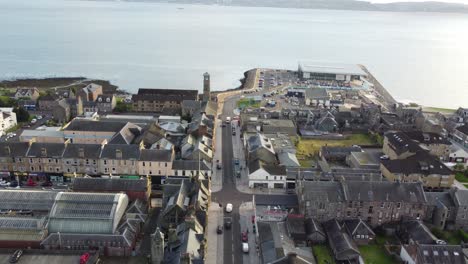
top-left (225, 203), bottom-right (233, 213)
top-left (242, 242), bottom-right (249, 253)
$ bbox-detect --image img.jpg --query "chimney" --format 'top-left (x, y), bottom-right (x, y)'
top-left (116, 149), bottom-right (123, 159)
top-left (78, 147), bottom-right (85, 158)
top-left (4, 146), bottom-right (11, 156)
top-left (40, 147), bottom-right (47, 157)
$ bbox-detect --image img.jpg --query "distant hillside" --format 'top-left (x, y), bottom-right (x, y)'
top-left (113, 0), bottom-right (468, 13)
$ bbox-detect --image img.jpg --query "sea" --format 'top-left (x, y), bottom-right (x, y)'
top-left (0, 0), bottom-right (467, 108)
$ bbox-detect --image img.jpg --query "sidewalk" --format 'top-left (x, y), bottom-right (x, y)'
top-left (206, 202), bottom-right (224, 264)
top-left (239, 202), bottom-right (261, 264)
top-left (211, 118), bottom-right (223, 193)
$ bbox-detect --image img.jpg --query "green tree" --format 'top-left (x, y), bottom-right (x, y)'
top-left (114, 101), bottom-right (132, 113)
top-left (13, 106), bottom-right (30, 122)
top-left (0, 96), bottom-right (16, 107)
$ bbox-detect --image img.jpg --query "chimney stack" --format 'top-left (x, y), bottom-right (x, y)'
top-left (78, 147), bottom-right (85, 158)
top-left (40, 147), bottom-right (47, 157)
top-left (116, 149), bottom-right (123, 159)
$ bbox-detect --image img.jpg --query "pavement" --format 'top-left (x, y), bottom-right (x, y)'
top-left (206, 202), bottom-right (224, 264)
top-left (239, 202), bottom-right (261, 264)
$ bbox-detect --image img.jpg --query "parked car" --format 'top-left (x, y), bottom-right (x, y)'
top-left (0, 181), bottom-right (10, 187)
top-left (217, 225), bottom-right (223, 234)
top-left (225, 203), bottom-right (233, 213)
top-left (380, 155), bottom-right (389, 160)
top-left (9, 249), bottom-right (23, 263)
top-left (30, 118), bottom-right (37, 124)
top-left (9, 181), bottom-right (19, 188)
top-left (80, 252), bottom-right (90, 264)
top-left (225, 218), bottom-right (232, 229)
top-left (234, 159), bottom-right (240, 165)
top-left (26, 178), bottom-right (37, 187)
top-left (41, 181), bottom-right (53, 187)
top-left (217, 164), bottom-right (222, 170)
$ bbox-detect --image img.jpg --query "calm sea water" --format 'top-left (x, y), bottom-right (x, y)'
top-left (0, 0), bottom-right (467, 108)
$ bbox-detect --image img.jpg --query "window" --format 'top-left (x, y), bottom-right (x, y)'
top-left (103, 160), bottom-right (107, 165)
top-left (347, 211), bottom-right (351, 217)
top-left (165, 162), bottom-right (167, 167)
top-left (369, 206), bottom-right (373, 214)
top-left (149, 171), bottom-right (152, 175)
top-left (397, 202), bottom-right (401, 209)
top-left (380, 202), bottom-right (384, 208)
top-left (266, 176), bottom-right (268, 180)
top-left (319, 202), bottom-right (325, 210)
top-left (348, 201), bottom-right (353, 208)
top-left (274, 176), bottom-right (277, 180)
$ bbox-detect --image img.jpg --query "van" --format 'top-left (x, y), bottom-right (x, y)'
top-left (242, 243), bottom-right (249, 253)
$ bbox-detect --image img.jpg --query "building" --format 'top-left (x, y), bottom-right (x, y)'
top-left (323, 219), bottom-right (361, 263)
top-left (305, 218), bottom-right (326, 244)
top-left (315, 112), bottom-right (338, 132)
top-left (448, 144), bottom-right (468, 165)
top-left (397, 220), bottom-right (437, 244)
top-left (76, 83), bottom-right (103, 102)
top-left (400, 244), bottom-right (466, 264)
top-left (305, 88), bottom-right (330, 107)
top-left (346, 151), bottom-right (380, 170)
top-left (99, 144), bottom-right (140, 176)
top-left (61, 143), bottom-right (103, 176)
top-left (246, 133), bottom-right (277, 164)
top-left (14, 87), bottom-right (40, 101)
top-left (132, 88), bottom-right (198, 113)
top-left (383, 132), bottom-right (423, 160)
top-left (48, 192), bottom-right (129, 234)
top-left (138, 149), bottom-right (174, 177)
top-left (63, 119), bottom-right (141, 144)
top-left (453, 125), bottom-right (468, 149)
top-left (181, 100), bottom-right (201, 117)
top-left (297, 181), bottom-right (427, 227)
top-left (72, 178), bottom-right (150, 201)
top-left (170, 160), bottom-right (211, 179)
top-left (0, 142), bottom-right (30, 180)
top-left (0, 108), bottom-right (17, 136)
top-left (95, 94), bottom-right (116, 113)
top-left (343, 218), bottom-right (376, 245)
top-left (38, 94), bottom-right (58, 111)
top-left (248, 159), bottom-right (287, 189)
top-left (298, 62), bottom-right (367, 87)
top-left (261, 119), bottom-right (297, 136)
top-left (404, 131), bottom-right (451, 160)
top-left (26, 142), bottom-right (66, 181)
top-left (320, 146), bottom-right (362, 162)
top-left (52, 98), bottom-right (71, 123)
top-left (380, 151), bottom-right (454, 190)
top-left (20, 127), bottom-right (65, 143)
top-left (202, 72), bottom-right (210, 102)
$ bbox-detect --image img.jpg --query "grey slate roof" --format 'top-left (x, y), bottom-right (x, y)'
top-left (64, 119), bottom-right (128, 132)
top-left (456, 125), bottom-right (468, 135)
top-left (381, 151), bottom-right (452, 175)
top-left (323, 219), bottom-right (360, 261)
top-left (425, 192), bottom-right (455, 208)
top-left (255, 194), bottom-right (298, 207)
top-left (172, 160), bottom-right (211, 171)
top-left (0, 142), bottom-right (30, 157)
top-left (100, 144), bottom-right (140, 160)
top-left (305, 88), bottom-right (329, 99)
top-left (72, 178), bottom-right (148, 192)
top-left (451, 188), bottom-right (468, 207)
top-left (305, 218), bottom-right (325, 238)
top-left (62, 144), bottom-right (102, 159)
top-left (26, 143), bottom-right (66, 158)
top-left (409, 244), bottom-right (466, 264)
top-left (385, 132), bottom-right (422, 155)
top-left (139, 149), bottom-right (173, 162)
top-left (343, 219), bottom-right (375, 237)
top-left (404, 131), bottom-right (451, 145)
top-left (400, 220), bottom-right (437, 244)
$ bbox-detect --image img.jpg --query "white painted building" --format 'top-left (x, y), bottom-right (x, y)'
top-left (0, 108), bottom-right (17, 136)
top-left (248, 159), bottom-right (287, 189)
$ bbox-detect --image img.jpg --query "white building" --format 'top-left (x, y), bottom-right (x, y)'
top-left (298, 62), bottom-right (367, 82)
top-left (0, 108), bottom-right (17, 136)
top-left (248, 159), bottom-right (287, 189)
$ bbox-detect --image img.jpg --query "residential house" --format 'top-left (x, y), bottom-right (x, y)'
top-left (404, 131), bottom-right (451, 160)
top-left (162, 219), bottom-right (206, 264)
top-left (246, 133), bottom-right (277, 164)
top-left (95, 94), bottom-right (116, 113)
top-left (76, 83), bottom-right (103, 102)
top-left (400, 244), bottom-right (466, 264)
top-left (63, 119), bottom-right (141, 144)
top-left (52, 98), bottom-right (70, 123)
top-left (425, 191), bottom-right (456, 230)
top-left (453, 125), bottom-right (468, 149)
top-left (26, 142), bottom-right (66, 181)
top-left (181, 138), bottom-right (213, 162)
top-left (0, 142), bottom-right (30, 179)
top-left (138, 149), bottom-right (174, 177)
top-left (61, 143), bottom-right (102, 176)
top-left (305, 218), bottom-right (326, 244)
top-left (0, 108), bottom-right (17, 136)
top-left (261, 119), bottom-right (297, 136)
top-left (297, 181), bottom-right (427, 227)
top-left (448, 144), bottom-right (468, 165)
top-left (38, 94), bottom-right (58, 111)
top-left (170, 160), bottom-right (212, 179)
top-left (449, 188), bottom-right (468, 231)
top-left (248, 159), bottom-right (287, 189)
top-left (323, 219), bottom-right (361, 263)
top-left (380, 151), bottom-right (454, 190)
top-left (397, 220), bottom-right (437, 245)
top-left (342, 218), bottom-right (376, 245)
top-left (132, 88), bottom-right (198, 113)
top-left (14, 87), bottom-right (40, 101)
top-left (99, 144), bottom-right (140, 176)
top-left (187, 113), bottom-right (214, 138)
top-left (382, 132), bottom-right (421, 160)
top-left (315, 112), bottom-right (338, 132)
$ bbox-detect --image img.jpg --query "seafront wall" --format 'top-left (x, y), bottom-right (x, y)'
top-left (360, 65), bottom-right (397, 108)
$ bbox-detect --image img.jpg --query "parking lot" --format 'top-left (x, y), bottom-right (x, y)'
top-left (0, 111), bottom-right (52, 143)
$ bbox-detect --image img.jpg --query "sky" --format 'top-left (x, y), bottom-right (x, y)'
top-left (370, 0), bottom-right (468, 4)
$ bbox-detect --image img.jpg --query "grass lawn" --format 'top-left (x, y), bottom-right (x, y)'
top-left (464, 184), bottom-right (468, 188)
top-left (237, 98), bottom-right (261, 109)
top-left (431, 228), bottom-right (467, 245)
top-left (423, 106), bottom-right (456, 114)
top-left (456, 172), bottom-right (468, 183)
top-left (359, 245), bottom-right (394, 264)
top-left (312, 245), bottom-right (335, 264)
top-left (296, 133), bottom-right (377, 158)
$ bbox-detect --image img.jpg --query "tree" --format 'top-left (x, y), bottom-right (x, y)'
top-left (13, 106), bottom-right (30, 122)
top-left (114, 101), bottom-right (132, 113)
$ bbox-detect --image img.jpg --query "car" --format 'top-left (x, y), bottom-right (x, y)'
top-left (232, 131), bottom-right (236, 136)
top-left (9, 181), bottom-right (19, 188)
top-left (251, 215), bottom-right (255, 223)
top-left (241, 231), bottom-right (248, 242)
top-left (221, 124), bottom-right (226, 127)
top-left (31, 118), bottom-right (37, 124)
top-left (0, 181), bottom-right (10, 187)
top-left (9, 249), bottom-right (23, 263)
top-left (26, 178), bottom-right (37, 187)
top-left (242, 242), bottom-right (249, 253)
top-left (217, 225), bottom-right (223, 234)
top-left (225, 203), bottom-right (233, 213)
top-left (80, 252), bottom-right (90, 264)
top-left (380, 155), bottom-right (389, 160)
top-left (224, 218), bottom-right (232, 229)
top-left (41, 181), bottom-right (53, 187)
top-left (217, 164), bottom-right (222, 170)
top-left (234, 159), bottom-right (240, 165)
top-left (37, 115), bottom-right (43, 120)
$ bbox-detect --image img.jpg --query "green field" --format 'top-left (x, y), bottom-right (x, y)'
top-left (423, 106), bottom-right (456, 114)
top-left (237, 98), bottom-right (261, 109)
top-left (296, 133), bottom-right (377, 159)
top-left (312, 245), bottom-right (335, 264)
top-left (456, 172), bottom-right (468, 182)
top-left (359, 245), bottom-right (394, 264)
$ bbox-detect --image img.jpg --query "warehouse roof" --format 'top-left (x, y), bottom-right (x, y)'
top-left (298, 62), bottom-right (367, 76)
top-left (72, 178), bottom-right (148, 192)
top-left (64, 119), bottom-right (128, 132)
top-left (0, 190), bottom-right (58, 211)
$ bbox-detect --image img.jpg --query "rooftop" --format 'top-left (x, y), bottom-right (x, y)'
top-left (381, 151), bottom-right (452, 175)
top-left (72, 178), bottom-right (148, 192)
top-left (64, 119), bottom-right (128, 132)
top-left (298, 62), bottom-right (367, 76)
